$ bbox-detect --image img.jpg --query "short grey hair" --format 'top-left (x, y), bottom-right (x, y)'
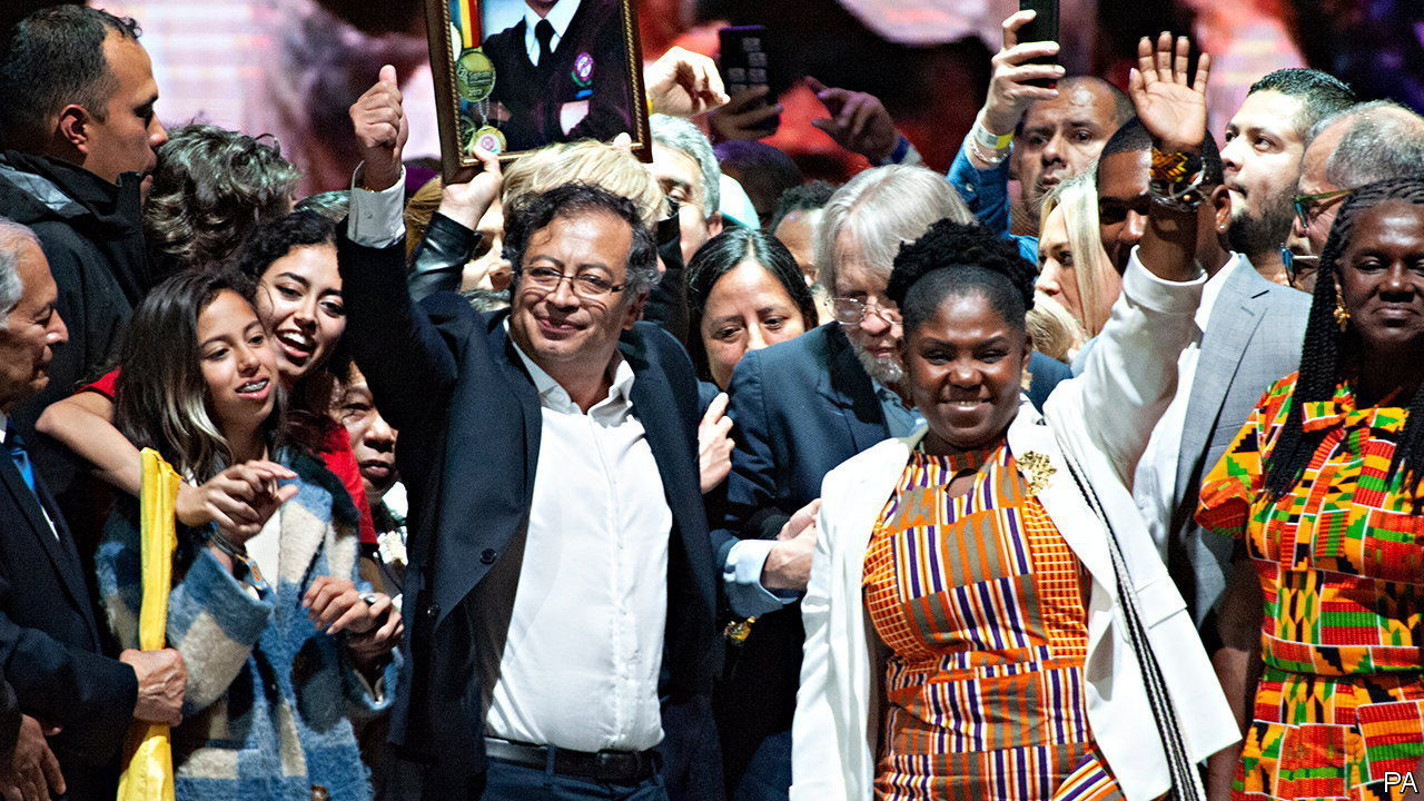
top-left (0, 219), bottom-right (37, 328)
top-left (1309, 101), bottom-right (1424, 188)
top-left (650, 114), bottom-right (721, 217)
top-left (815, 164), bottom-right (974, 295)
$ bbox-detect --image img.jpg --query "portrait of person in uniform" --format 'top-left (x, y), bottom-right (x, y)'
top-left (446, 0), bottom-right (636, 156)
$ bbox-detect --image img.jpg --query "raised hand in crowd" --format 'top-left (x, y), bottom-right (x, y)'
top-left (646, 46), bottom-right (730, 118)
top-left (119, 647), bottom-right (188, 726)
top-left (1129, 31), bottom-right (1214, 283)
top-left (432, 144), bottom-right (504, 230)
top-left (707, 85), bottom-right (783, 142)
top-left (761, 498), bottom-right (820, 592)
top-left (805, 77), bottom-right (899, 163)
top-left (1129, 33), bottom-right (1211, 156)
top-left (698, 392), bottom-right (734, 494)
top-left (350, 64), bottom-right (408, 193)
top-left (975, 9), bottom-right (1066, 149)
top-left (0, 717), bottom-right (62, 801)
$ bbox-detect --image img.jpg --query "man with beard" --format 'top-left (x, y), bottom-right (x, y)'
top-left (1093, 115), bottom-right (1309, 633)
top-left (1219, 69), bottom-right (1355, 286)
top-left (706, 164), bottom-right (1071, 801)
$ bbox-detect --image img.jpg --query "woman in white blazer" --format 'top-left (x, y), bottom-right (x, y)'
top-left (790, 40), bottom-right (1238, 801)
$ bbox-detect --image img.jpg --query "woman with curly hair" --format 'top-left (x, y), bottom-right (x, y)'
top-left (1200, 177), bottom-right (1424, 801)
top-left (143, 124), bottom-right (300, 276)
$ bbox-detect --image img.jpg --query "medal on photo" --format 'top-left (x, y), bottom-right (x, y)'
top-left (471, 125), bottom-right (507, 155)
top-left (456, 47), bottom-right (496, 102)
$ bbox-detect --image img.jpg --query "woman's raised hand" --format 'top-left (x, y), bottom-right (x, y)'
top-left (178, 460), bottom-right (297, 543)
top-left (1128, 32), bottom-right (1210, 153)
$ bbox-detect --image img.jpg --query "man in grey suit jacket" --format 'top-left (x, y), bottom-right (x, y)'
top-left (1094, 119), bottom-right (1311, 631)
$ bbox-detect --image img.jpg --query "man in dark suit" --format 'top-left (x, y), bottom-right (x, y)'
top-left (482, 0), bottom-right (633, 151)
top-left (707, 165), bottom-right (1071, 800)
top-left (0, 220), bottom-right (186, 801)
top-left (343, 74), bottom-right (716, 801)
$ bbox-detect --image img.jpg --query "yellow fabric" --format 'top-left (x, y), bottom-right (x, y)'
top-left (117, 449), bottom-right (180, 801)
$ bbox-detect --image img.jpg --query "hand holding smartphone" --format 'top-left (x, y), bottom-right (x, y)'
top-left (1017, 0), bottom-right (1060, 88)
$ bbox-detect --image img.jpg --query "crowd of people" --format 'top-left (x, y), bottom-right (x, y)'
top-left (0, 4), bottom-right (1421, 801)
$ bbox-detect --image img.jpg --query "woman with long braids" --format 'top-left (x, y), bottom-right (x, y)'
top-left (1200, 177), bottom-right (1424, 801)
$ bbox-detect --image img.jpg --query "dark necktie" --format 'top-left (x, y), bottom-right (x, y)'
top-left (535, 19), bottom-right (555, 67)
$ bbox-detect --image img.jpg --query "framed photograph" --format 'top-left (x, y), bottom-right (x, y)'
top-left (425, 0), bottom-right (651, 180)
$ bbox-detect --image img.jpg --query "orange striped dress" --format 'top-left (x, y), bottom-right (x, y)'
top-left (862, 442), bottom-right (1122, 801)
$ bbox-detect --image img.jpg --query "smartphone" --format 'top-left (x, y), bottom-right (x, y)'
top-left (718, 25), bottom-right (779, 134)
top-left (1018, 0), bottom-right (1060, 87)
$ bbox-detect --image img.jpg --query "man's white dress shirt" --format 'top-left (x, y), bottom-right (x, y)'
top-left (522, 0), bottom-right (581, 66)
top-left (1133, 252), bottom-right (1242, 557)
top-left (479, 328), bottom-right (672, 753)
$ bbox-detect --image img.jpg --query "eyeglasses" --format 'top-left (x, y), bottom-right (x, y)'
top-left (519, 266), bottom-right (626, 299)
top-left (1292, 188), bottom-right (1354, 230)
top-left (831, 297), bottom-right (901, 327)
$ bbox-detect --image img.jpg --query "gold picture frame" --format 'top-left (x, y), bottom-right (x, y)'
top-left (425, 0), bottom-right (651, 181)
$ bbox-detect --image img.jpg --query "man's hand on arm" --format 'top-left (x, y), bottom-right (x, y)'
top-left (1129, 32), bottom-right (1212, 283)
top-left (349, 64), bottom-right (409, 193)
top-left (121, 648), bottom-right (187, 727)
top-left (761, 499), bottom-right (821, 592)
top-left (0, 717), bottom-right (62, 801)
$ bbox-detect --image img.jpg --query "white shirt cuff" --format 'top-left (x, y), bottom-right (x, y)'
top-left (348, 163), bottom-right (407, 249)
top-left (723, 539), bottom-right (800, 618)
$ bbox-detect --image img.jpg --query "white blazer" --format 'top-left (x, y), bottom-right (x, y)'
top-left (790, 256), bottom-right (1241, 801)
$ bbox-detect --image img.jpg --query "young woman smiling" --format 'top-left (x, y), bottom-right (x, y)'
top-left (38, 211), bottom-right (376, 545)
top-left (93, 271), bottom-right (399, 800)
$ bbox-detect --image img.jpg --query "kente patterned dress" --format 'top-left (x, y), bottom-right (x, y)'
top-left (1198, 373), bottom-right (1424, 801)
top-left (862, 442), bottom-right (1123, 801)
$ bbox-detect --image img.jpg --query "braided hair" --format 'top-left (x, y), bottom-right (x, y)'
top-left (886, 219), bottom-right (1037, 335)
top-left (1263, 177), bottom-right (1424, 498)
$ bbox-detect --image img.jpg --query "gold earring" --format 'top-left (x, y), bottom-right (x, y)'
top-left (1334, 294), bottom-right (1351, 331)
top-left (1021, 367), bottom-right (1034, 391)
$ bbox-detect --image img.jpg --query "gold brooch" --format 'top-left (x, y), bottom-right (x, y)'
top-left (1019, 451), bottom-right (1056, 495)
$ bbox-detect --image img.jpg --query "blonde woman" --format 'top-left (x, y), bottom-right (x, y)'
top-left (1037, 171), bottom-right (1122, 336)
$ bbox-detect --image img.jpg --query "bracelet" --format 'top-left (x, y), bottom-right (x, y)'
top-left (209, 531), bottom-right (271, 593)
top-left (967, 137), bottom-right (1008, 167)
top-left (1151, 147), bottom-right (1201, 184)
top-left (972, 121), bottom-right (1014, 152)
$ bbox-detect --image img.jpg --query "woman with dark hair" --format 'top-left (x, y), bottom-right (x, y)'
top-left (93, 271), bottom-right (399, 800)
top-left (791, 212), bottom-right (1238, 798)
top-left (1200, 177), bottom-right (1424, 801)
top-left (686, 227), bottom-right (819, 390)
top-left (38, 210), bottom-right (376, 544)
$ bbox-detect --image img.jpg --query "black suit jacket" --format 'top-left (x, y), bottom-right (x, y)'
top-left (482, 0), bottom-right (633, 151)
top-left (0, 441), bottom-right (136, 801)
top-left (707, 323), bottom-right (1070, 795)
top-left (337, 232), bottom-right (718, 798)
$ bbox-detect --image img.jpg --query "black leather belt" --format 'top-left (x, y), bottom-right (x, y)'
top-left (484, 737), bottom-right (659, 784)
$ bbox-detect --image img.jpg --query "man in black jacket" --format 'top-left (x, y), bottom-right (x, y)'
top-left (345, 71), bottom-right (717, 801)
top-left (0, 221), bottom-right (185, 801)
top-left (0, 6), bottom-right (166, 530)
